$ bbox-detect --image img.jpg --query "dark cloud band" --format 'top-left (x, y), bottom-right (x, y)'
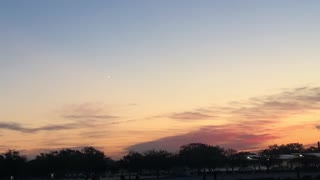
top-left (0, 122), bottom-right (78, 133)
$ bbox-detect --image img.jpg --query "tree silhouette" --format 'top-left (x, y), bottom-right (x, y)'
top-left (179, 143), bottom-right (225, 174)
top-left (225, 149), bottom-right (237, 172)
top-left (120, 151), bottom-right (144, 178)
top-left (279, 143), bottom-right (304, 154)
top-left (2, 150), bottom-right (27, 178)
top-left (0, 154), bottom-right (5, 177)
top-left (179, 143), bottom-right (209, 171)
top-left (2, 141), bottom-right (320, 179)
top-left (22, 147), bottom-right (109, 178)
top-left (259, 146), bottom-right (279, 171)
top-left (81, 147), bottom-right (107, 175)
top-left (143, 150), bottom-right (174, 178)
top-left (234, 152), bottom-right (253, 169)
top-left (304, 146), bottom-right (319, 153)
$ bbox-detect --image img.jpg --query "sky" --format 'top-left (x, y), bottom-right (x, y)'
top-left (1, 0), bottom-right (320, 159)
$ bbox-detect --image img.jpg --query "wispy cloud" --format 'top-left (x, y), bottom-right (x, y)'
top-left (64, 115), bottom-right (118, 120)
top-left (228, 86), bottom-right (320, 120)
top-left (0, 122), bottom-right (79, 133)
top-left (0, 102), bottom-right (130, 134)
top-left (79, 130), bottom-right (110, 138)
top-left (109, 119), bottom-right (138, 125)
top-left (168, 86), bottom-right (320, 122)
top-left (169, 111), bottom-right (213, 120)
top-left (61, 102), bottom-right (119, 121)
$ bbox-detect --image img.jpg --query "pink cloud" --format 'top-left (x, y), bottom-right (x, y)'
top-left (127, 125), bottom-right (278, 153)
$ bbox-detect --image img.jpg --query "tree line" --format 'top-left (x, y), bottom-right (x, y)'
top-left (1, 142), bottom-right (319, 179)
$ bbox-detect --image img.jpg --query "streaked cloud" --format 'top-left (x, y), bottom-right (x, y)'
top-left (109, 119), bottom-right (138, 125)
top-left (64, 115), bottom-right (118, 120)
top-left (168, 86), bottom-right (320, 122)
top-left (0, 122), bottom-right (79, 133)
top-left (61, 102), bottom-right (119, 121)
top-left (79, 130), bottom-right (109, 138)
top-left (169, 111), bottom-right (213, 120)
top-left (228, 86), bottom-right (320, 120)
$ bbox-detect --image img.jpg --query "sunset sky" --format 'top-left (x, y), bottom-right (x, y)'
top-left (1, 0), bottom-right (320, 159)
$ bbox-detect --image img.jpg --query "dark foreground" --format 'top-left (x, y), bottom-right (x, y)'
top-left (24, 171), bottom-right (320, 180)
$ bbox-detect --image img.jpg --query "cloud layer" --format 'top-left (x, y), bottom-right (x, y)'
top-left (1, 86), bottom-right (320, 157)
top-left (128, 86), bottom-right (320, 152)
